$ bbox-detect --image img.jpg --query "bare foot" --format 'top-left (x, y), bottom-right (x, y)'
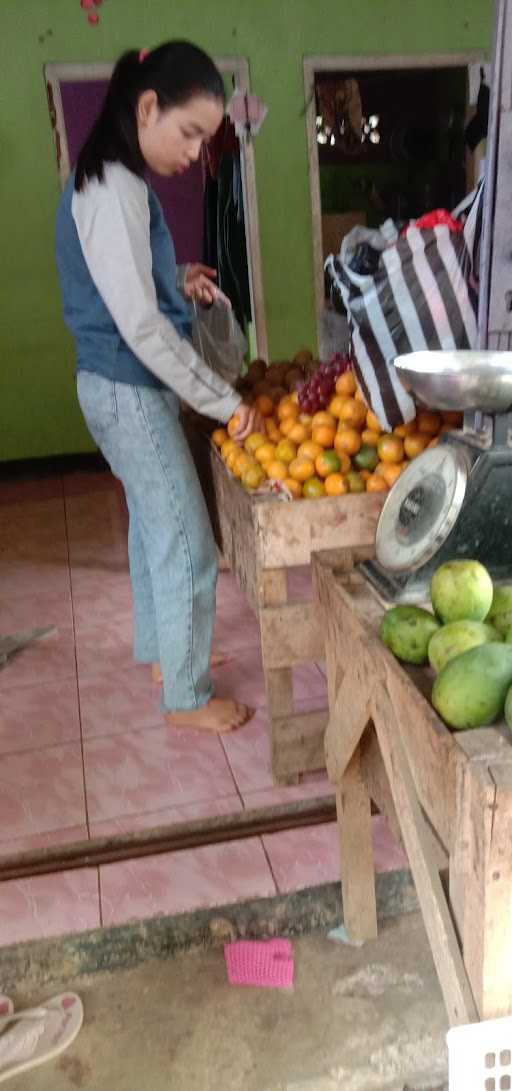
top-left (151, 654), bottom-right (229, 686)
top-left (165, 698), bottom-right (252, 734)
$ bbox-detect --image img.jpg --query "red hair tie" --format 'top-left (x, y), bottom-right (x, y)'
top-left (139, 48), bottom-right (149, 63)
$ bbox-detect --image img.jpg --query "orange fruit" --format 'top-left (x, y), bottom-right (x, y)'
top-left (227, 413), bottom-right (242, 438)
top-left (404, 432), bottom-right (430, 459)
top-left (324, 472), bottom-right (348, 496)
top-left (283, 477), bottom-right (302, 499)
top-left (226, 448), bottom-right (241, 472)
top-left (312, 425), bottom-right (336, 448)
top-left (302, 476), bottom-right (326, 499)
top-left (381, 462), bottom-right (406, 487)
top-left (355, 386), bottom-right (366, 403)
top-left (366, 473), bottom-right (389, 492)
top-left (428, 436), bottom-right (440, 449)
top-left (312, 411), bottom-right (336, 430)
top-left (315, 449), bottom-right (341, 478)
top-left (221, 438), bottom-right (239, 460)
top-left (417, 410), bottom-right (441, 435)
top-left (359, 469), bottom-right (372, 483)
top-left (299, 413), bottom-right (313, 428)
top-left (266, 459), bottom-right (288, 481)
top-left (279, 416), bottom-right (299, 438)
top-left (212, 427), bottom-right (228, 448)
top-left (255, 394), bottom-right (275, 417)
top-left (378, 434), bottom-right (404, 464)
top-left (346, 470), bottom-right (365, 494)
top-left (366, 409), bottom-right (382, 433)
top-left (334, 427), bottom-right (362, 456)
top-left (275, 439), bottom-right (297, 465)
top-left (255, 442), bottom-right (277, 466)
top-left (266, 423), bottom-right (282, 444)
top-left (340, 398), bottom-right (367, 429)
top-left (233, 451), bottom-right (256, 478)
top-left (361, 428), bottom-right (380, 448)
top-left (288, 456), bottom-right (316, 483)
top-left (244, 432), bottom-right (267, 455)
top-left (394, 420), bottom-right (416, 438)
top-left (374, 461), bottom-right (387, 477)
top-left (328, 395), bottom-right (347, 419)
top-left (287, 421), bottom-right (309, 445)
top-left (335, 371), bottom-right (357, 396)
top-left (291, 391), bottom-right (300, 405)
top-left (277, 397), bottom-right (299, 421)
top-left (297, 440), bottom-right (323, 461)
top-left (242, 463), bottom-right (266, 490)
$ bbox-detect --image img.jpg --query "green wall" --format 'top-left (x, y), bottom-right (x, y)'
top-left (1, 0), bottom-right (492, 460)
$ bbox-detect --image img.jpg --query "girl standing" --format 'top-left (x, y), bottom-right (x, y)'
top-left (56, 41), bottom-right (261, 733)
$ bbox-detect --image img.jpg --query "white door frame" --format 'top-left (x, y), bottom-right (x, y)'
top-left (304, 51), bottom-right (486, 353)
top-left (45, 58), bottom-right (268, 359)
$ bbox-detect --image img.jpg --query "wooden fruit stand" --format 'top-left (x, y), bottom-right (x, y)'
top-left (187, 422), bottom-right (384, 784)
top-left (313, 548), bottom-right (512, 1025)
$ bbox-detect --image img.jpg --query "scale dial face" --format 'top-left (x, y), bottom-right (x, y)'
top-left (375, 444), bottom-right (469, 572)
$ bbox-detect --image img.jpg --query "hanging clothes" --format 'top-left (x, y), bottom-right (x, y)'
top-left (203, 119), bottom-right (252, 331)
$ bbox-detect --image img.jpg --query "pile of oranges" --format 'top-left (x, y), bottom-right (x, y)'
top-left (212, 369), bottom-right (462, 499)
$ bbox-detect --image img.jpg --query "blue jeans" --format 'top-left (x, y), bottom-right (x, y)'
top-left (77, 371), bottom-right (217, 712)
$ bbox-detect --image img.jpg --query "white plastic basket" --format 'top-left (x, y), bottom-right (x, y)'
top-left (447, 1017), bottom-right (512, 1091)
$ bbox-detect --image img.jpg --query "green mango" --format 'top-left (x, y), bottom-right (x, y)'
top-left (428, 620), bottom-right (502, 673)
top-left (505, 684), bottom-right (512, 730)
top-left (487, 585), bottom-right (512, 636)
top-left (380, 605), bottom-right (440, 665)
top-left (432, 643), bottom-right (512, 729)
top-left (431, 560), bottom-right (493, 624)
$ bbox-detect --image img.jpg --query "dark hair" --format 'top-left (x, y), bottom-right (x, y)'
top-left (75, 40), bottom-right (225, 190)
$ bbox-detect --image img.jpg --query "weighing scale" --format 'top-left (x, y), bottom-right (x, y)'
top-left (360, 350), bottom-right (512, 603)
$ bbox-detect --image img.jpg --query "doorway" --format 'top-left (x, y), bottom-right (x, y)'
top-left (304, 52), bottom-right (486, 356)
top-left (45, 59), bottom-right (268, 359)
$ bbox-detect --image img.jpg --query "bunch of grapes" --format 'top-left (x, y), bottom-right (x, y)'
top-left (298, 354), bottom-right (352, 415)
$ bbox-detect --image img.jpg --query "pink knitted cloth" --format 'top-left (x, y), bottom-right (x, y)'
top-left (224, 939), bottom-right (294, 988)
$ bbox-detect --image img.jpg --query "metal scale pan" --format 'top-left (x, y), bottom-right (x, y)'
top-left (360, 351), bottom-right (512, 603)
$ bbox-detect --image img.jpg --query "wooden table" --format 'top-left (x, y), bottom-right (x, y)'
top-left (187, 424), bottom-right (383, 784)
top-left (313, 549), bottom-right (512, 1025)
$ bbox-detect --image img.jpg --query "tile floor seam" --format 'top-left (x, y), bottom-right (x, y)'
top-left (63, 478), bottom-right (92, 840)
top-left (97, 866), bottom-right (104, 927)
top-left (259, 833), bottom-right (281, 894)
top-left (219, 734), bottom-right (249, 810)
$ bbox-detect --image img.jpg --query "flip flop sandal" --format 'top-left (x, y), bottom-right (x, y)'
top-left (0, 993), bottom-right (83, 1083)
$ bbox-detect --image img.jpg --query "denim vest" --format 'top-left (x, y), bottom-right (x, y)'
top-left (55, 170), bottom-right (191, 389)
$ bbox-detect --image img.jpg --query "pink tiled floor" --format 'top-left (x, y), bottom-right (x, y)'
top-left (0, 468), bottom-right (406, 945)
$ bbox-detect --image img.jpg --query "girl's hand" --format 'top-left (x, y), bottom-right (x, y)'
top-left (184, 264), bottom-right (232, 307)
top-left (230, 403), bottom-right (265, 442)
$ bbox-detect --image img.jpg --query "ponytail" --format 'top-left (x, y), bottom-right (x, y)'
top-left (75, 41), bottom-right (225, 190)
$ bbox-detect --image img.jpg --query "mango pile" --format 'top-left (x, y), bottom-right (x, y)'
top-left (213, 354), bottom-right (462, 498)
top-left (380, 559), bottom-right (512, 732)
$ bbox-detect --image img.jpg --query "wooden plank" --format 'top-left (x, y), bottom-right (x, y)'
top-left (372, 681), bottom-right (478, 1027)
top-left (452, 760), bottom-right (512, 1019)
top-left (254, 493), bottom-right (383, 569)
top-left (259, 602), bottom-right (324, 669)
top-left (324, 660), bottom-right (372, 784)
top-left (337, 751), bottom-right (378, 941)
top-left (271, 710), bottom-right (328, 781)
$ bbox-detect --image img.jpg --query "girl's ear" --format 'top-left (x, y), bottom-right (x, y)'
top-left (137, 89), bottom-right (158, 126)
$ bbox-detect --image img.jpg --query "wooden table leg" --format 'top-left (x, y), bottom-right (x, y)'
top-left (260, 570), bottom-right (298, 786)
top-left (324, 652), bottom-right (378, 942)
top-left (373, 680), bottom-right (478, 1027)
top-left (452, 759), bottom-right (512, 1019)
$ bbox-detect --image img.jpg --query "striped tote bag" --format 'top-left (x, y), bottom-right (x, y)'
top-left (325, 187), bottom-right (483, 431)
